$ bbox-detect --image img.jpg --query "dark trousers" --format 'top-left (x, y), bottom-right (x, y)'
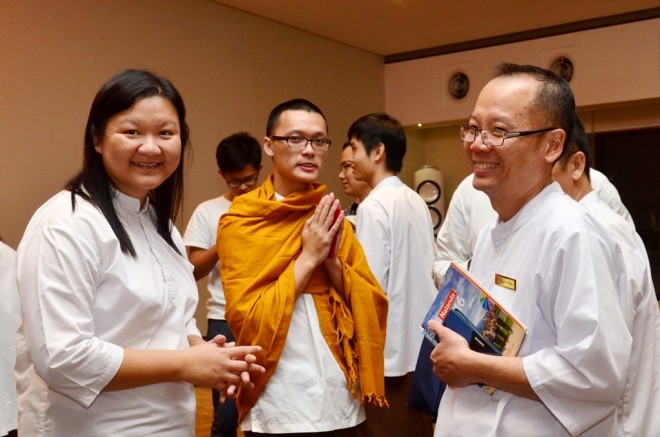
top-left (208, 319), bottom-right (238, 437)
top-left (364, 372), bottom-right (435, 436)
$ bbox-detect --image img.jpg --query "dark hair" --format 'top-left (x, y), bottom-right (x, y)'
top-left (66, 69), bottom-right (190, 256)
top-left (347, 112), bottom-right (406, 173)
top-left (494, 63), bottom-right (576, 157)
top-left (266, 98), bottom-right (327, 136)
top-left (557, 117), bottom-right (591, 180)
top-left (215, 132), bottom-right (262, 173)
top-left (342, 141), bottom-right (351, 150)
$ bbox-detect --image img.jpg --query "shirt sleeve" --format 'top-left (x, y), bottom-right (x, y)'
top-left (522, 229), bottom-right (632, 435)
top-left (183, 203), bottom-right (213, 250)
top-left (17, 223), bottom-right (123, 408)
top-left (355, 200), bottom-right (391, 293)
top-left (432, 184), bottom-right (472, 288)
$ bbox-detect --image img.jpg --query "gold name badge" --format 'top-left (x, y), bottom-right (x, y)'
top-left (495, 273), bottom-right (517, 291)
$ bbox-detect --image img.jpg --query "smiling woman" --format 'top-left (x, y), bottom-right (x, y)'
top-left (14, 69), bottom-right (265, 437)
top-left (71, 69), bottom-right (192, 257)
top-left (94, 95), bottom-right (183, 208)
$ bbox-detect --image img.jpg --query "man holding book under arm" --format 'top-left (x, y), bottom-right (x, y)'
top-left (428, 63), bottom-right (631, 436)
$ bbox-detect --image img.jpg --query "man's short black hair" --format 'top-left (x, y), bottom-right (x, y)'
top-left (216, 132), bottom-right (262, 174)
top-left (347, 112), bottom-right (406, 173)
top-left (495, 63), bottom-right (576, 159)
top-left (266, 98), bottom-right (327, 137)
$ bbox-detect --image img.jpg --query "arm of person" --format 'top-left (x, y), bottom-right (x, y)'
top-left (432, 193), bottom-right (473, 288)
top-left (428, 320), bottom-right (538, 400)
top-left (18, 206), bottom-right (262, 409)
top-left (323, 256), bottom-right (344, 294)
top-left (431, 177), bottom-right (498, 289)
top-left (186, 244), bottom-right (219, 280)
top-left (104, 341), bottom-right (264, 392)
top-left (183, 200), bottom-right (223, 280)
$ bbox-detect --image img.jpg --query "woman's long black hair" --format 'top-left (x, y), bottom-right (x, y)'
top-left (66, 69), bottom-right (190, 256)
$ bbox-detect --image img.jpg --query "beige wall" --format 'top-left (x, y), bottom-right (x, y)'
top-left (1, 0), bottom-right (384, 334)
top-left (385, 18), bottom-right (660, 127)
top-left (0, 0), bottom-right (385, 251)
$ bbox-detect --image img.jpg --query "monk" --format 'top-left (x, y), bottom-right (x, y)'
top-left (217, 98), bottom-right (388, 436)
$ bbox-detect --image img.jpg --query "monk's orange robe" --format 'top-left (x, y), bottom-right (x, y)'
top-left (217, 174), bottom-right (388, 422)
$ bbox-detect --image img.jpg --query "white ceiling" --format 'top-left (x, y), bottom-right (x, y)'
top-left (213, 0), bottom-right (660, 59)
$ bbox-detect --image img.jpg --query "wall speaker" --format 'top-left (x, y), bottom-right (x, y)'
top-left (448, 71), bottom-right (470, 100)
top-left (414, 165), bottom-right (446, 235)
top-left (549, 56), bottom-right (575, 83)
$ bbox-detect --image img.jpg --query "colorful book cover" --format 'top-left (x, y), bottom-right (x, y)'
top-left (421, 262), bottom-right (526, 359)
top-left (444, 308), bottom-right (502, 356)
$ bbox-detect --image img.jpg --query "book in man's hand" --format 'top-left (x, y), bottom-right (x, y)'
top-left (443, 308), bottom-right (502, 356)
top-left (421, 263), bottom-right (527, 394)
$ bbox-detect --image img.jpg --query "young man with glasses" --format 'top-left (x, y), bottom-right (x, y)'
top-left (216, 99), bottom-right (388, 436)
top-left (427, 63), bottom-right (631, 436)
top-left (183, 131), bottom-right (262, 437)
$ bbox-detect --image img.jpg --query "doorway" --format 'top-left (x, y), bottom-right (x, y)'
top-left (594, 127), bottom-right (660, 299)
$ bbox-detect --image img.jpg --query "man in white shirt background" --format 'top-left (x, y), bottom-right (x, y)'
top-left (348, 112), bottom-right (437, 436)
top-left (552, 116), bottom-right (659, 436)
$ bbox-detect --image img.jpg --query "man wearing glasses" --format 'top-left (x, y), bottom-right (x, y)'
top-left (338, 141), bottom-right (371, 228)
top-left (427, 64), bottom-right (631, 436)
top-left (183, 131), bottom-right (262, 437)
top-left (217, 99), bottom-right (388, 435)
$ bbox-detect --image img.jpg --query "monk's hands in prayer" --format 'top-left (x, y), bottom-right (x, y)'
top-left (301, 193), bottom-right (344, 265)
top-left (428, 320), bottom-right (475, 387)
top-left (184, 337), bottom-right (264, 395)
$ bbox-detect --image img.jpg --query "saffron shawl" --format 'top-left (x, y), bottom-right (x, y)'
top-left (217, 174), bottom-right (388, 421)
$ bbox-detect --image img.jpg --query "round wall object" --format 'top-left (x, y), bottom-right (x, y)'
top-left (417, 180), bottom-right (441, 205)
top-left (448, 71), bottom-right (470, 100)
top-left (549, 56), bottom-right (575, 82)
top-left (428, 206), bottom-right (443, 231)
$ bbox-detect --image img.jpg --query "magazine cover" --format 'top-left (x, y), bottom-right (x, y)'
top-left (421, 262), bottom-right (526, 359)
top-left (443, 308), bottom-right (502, 356)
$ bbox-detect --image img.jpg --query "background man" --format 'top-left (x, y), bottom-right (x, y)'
top-left (217, 99), bottom-right (388, 436)
top-left (348, 112), bottom-right (436, 435)
top-left (338, 141), bottom-right (371, 227)
top-left (183, 131), bottom-right (262, 437)
top-left (429, 64), bottom-right (631, 436)
top-left (552, 117), bottom-right (659, 436)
